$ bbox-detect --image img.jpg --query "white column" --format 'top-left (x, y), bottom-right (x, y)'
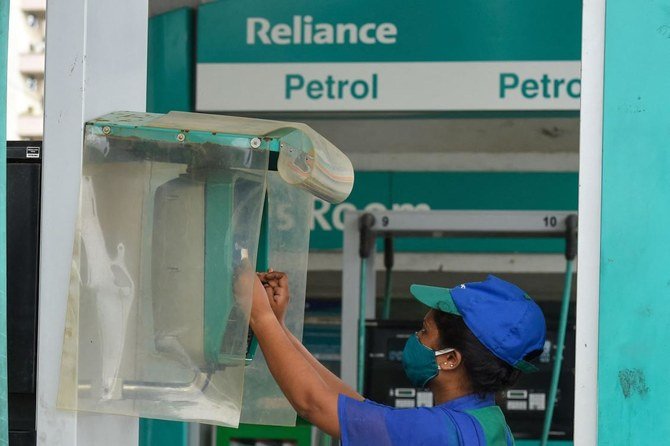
top-left (574, 0), bottom-right (606, 444)
top-left (37, 0), bottom-right (148, 444)
top-left (340, 212), bottom-right (362, 387)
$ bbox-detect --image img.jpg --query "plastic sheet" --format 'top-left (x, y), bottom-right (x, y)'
top-left (58, 126), bottom-right (269, 426)
top-left (58, 111), bottom-right (353, 427)
top-left (239, 173), bottom-right (313, 426)
top-left (148, 111), bottom-right (354, 203)
top-left (274, 125), bottom-right (354, 205)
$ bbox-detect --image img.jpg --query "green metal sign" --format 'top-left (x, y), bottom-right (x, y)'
top-left (196, 0), bottom-right (582, 111)
top-left (309, 172), bottom-right (578, 252)
top-left (198, 0), bottom-right (582, 63)
top-left (147, 7), bottom-right (194, 113)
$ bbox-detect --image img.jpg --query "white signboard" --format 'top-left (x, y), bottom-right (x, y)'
top-left (197, 61), bottom-right (581, 111)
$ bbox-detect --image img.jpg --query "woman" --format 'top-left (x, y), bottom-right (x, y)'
top-left (250, 272), bottom-right (546, 445)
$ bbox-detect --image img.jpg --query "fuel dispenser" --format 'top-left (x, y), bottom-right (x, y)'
top-left (56, 111), bottom-right (354, 427)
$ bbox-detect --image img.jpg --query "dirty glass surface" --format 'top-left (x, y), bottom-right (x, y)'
top-left (58, 128), bottom-right (268, 427)
top-left (148, 111), bottom-right (354, 203)
top-left (239, 172), bottom-right (312, 426)
top-left (275, 123), bottom-right (354, 204)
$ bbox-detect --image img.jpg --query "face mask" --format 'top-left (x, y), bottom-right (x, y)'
top-left (402, 334), bottom-right (455, 388)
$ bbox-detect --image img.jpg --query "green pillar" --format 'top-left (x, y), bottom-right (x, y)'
top-left (598, 0), bottom-right (670, 442)
top-left (141, 8), bottom-right (196, 445)
top-left (139, 419), bottom-right (188, 446)
top-left (147, 7), bottom-right (194, 113)
top-left (0, 1), bottom-right (9, 444)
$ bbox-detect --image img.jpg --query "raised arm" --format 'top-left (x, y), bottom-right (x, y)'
top-left (260, 271), bottom-right (363, 401)
top-left (250, 276), bottom-right (342, 437)
top-left (284, 328), bottom-right (362, 400)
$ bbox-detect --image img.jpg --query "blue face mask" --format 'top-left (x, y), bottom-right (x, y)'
top-left (402, 334), bottom-right (455, 388)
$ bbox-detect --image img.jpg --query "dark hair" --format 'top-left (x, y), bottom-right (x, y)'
top-left (433, 311), bottom-right (525, 395)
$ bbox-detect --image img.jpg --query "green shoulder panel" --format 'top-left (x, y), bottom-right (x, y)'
top-left (465, 406), bottom-right (514, 446)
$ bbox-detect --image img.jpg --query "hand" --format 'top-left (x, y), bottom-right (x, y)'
top-left (258, 270), bottom-right (290, 326)
top-left (250, 274), bottom-right (273, 327)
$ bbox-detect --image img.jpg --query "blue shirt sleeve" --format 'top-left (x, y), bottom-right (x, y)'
top-left (337, 394), bottom-right (461, 446)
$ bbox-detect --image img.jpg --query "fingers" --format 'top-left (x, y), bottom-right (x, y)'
top-left (263, 271), bottom-right (287, 281)
top-left (260, 271), bottom-right (288, 290)
top-left (259, 277), bottom-right (281, 304)
top-left (259, 270), bottom-right (288, 286)
top-left (265, 281), bottom-right (287, 295)
top-left (264, 279), bottom-right (288, 294)
top-left (257, 271), bottom-right (289, 313)
top-left (258, 270), bottom-right (285, 282)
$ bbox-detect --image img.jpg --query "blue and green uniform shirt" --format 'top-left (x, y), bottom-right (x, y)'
top-left (338, 393), bottom-right (514, 445)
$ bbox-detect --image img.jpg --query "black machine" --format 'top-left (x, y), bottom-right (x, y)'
top-left (363, 320), bottom-right (434, 409)
top-left (497, 302), bottom-right (575, 440)
top-left (364, 301), bottom-right (575, 440)
top-left (7, 140), bottom-right (42, 445)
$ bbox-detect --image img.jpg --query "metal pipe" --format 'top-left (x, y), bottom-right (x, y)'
top-left (77, 372), bottom-right (213, 401)
top-left (382, 236), bottom-right (394, 320)
top-left (357, 259), bottom-right (368, 395)
top-left (357, 213), bottom-right (376, 394)
top-left (541, 260), bottom-right (574, 445)
top-left (541, 215), bottom-right (577, 446)
top-left (122, 372), bottom-right (212, 400)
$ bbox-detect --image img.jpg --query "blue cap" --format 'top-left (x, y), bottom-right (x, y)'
top-left (409, 275), bottom-right (546, 373)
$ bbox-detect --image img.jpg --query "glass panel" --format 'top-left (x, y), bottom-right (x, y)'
top-left (275, 124), bottom-right (354, 204)
top-left (239, 172), bottom-right (312, 425)
top-left (148, 111), bottom-right (354, 204)
top-left (58, 127), bottom-right (268, 427)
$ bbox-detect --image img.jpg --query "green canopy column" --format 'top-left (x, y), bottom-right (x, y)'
top-left (141, 8), bottom-right (196, 446)
top-left (596, 0), bottom-right (670, 442)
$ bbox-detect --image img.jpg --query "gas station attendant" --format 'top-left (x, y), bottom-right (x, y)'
top-left (250, 272), bottom-right (546, 445)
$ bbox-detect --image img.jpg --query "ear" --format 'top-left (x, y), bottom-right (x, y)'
top-left (436, 350), bottom-right (463, 371)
